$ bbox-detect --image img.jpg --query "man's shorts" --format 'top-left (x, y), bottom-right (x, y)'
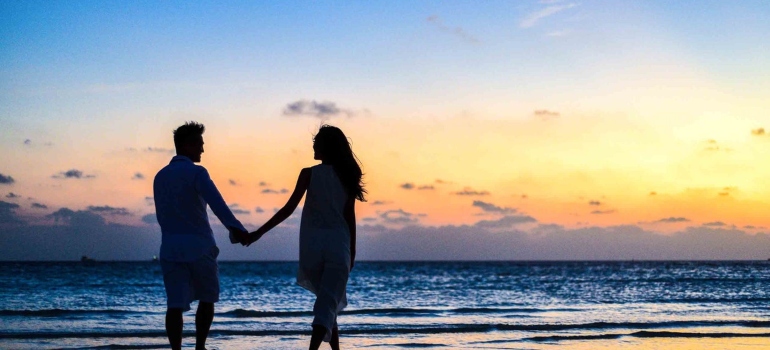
top-left (160, 246), bottom-right (220, 311)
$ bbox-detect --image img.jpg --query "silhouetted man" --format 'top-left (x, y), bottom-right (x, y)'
top-left (153, 121), bottom-right (248, 350)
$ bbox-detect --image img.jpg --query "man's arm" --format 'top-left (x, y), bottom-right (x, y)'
top-left (344, 196), bottom-right (356, 270)
top-left (195, 168), bottom-right (248, 244)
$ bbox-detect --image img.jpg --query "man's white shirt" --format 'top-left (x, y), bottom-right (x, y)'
top-left (154, 155), bottom-right (246, 262)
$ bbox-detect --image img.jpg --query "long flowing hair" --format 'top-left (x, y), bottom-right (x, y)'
top-left (313, 125), bottom-right (367, 202)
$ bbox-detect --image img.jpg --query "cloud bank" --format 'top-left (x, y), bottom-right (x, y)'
top-left (2, 202), bottom-right (770, 261)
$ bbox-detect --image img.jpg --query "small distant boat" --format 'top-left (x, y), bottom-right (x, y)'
top-left (152, 255), bottom-right (159, 262)
top-left (81, 255), bottom-right (96, 266)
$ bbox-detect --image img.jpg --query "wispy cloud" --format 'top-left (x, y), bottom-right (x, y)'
top-left (475, 215), bottom-right (537, 228)
top-left (22, 139), bottom-right (53, 147)
top-left (591, 210), bottom-right (616, 215)
top-left (0, 173), bottom-right (15, 185)
top-left (472, 200), bottom-right (517, 215)
top-left (751, 127), bottom-right (766, 136)
top-left (426, 15), bottom-right (480, 44)
top-left (520, 2), bottom-right (578, 28)
top-left (588, 200), bottom-right (602, 206)
top-left (534, 109), bottom-right (560, 120)
top-left (718, 187), bottom-right (737, 197)
top-left (371, 200), bottom-right (391, 206)
top-left (283, 100), bottom-right (360, 121)
top-left (228, 203), bottom-right (250, 215)
top-left (0, 200), bottom-right (25, 225)
top-left (401, 183), bottom-right (435, 190)
top-left (656, 217), bottom-right (690, 223)
top-left (87, 205), bottom-right (131, 216)
top-left (52, 169), bottom-right (95, 179)
top-left (31, 202), bottom-right (48, 209)
top-left (704, 221), bottom-right (726, 227)
top-left (546, 30), bottom-right (572, 37)
top-left (702, 139), bottom-right (732, 152)
top-left (6, 192), bottom-right (20, 199)
top-left (453, 188), bottom-right (490, 196)
top-left (126, 147), bottom-right (175, 154)
top-left (262, 188), bottom-right (289, 194)
top-left (132, 172), bottom-right (145, 180)
top-left (380, 209), bottom-right (420, 225)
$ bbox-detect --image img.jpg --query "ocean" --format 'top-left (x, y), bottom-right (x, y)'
top-left (1, 261), bottom-right (769, 349)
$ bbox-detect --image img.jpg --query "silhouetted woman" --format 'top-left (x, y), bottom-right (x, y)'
top-left (247, 124), bottom-right (366, 350)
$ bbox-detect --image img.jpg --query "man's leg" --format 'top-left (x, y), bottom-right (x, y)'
top-left (195, 301), bottom-right (215, 350)
top-left (162, 259), bottom-right (191, 350)
top-left (166, 307), bottom-right (184, 350)
top-left (191, 248), bottom-right (220, 350)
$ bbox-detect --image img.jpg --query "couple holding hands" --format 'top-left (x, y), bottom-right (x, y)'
top-left (153, 121), bottom-right (365, 350)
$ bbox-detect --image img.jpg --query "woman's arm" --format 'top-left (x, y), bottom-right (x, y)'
top-left (344, 196), bottom-right (356, 270)
top-left (247, 168), bottom-right (311, 246)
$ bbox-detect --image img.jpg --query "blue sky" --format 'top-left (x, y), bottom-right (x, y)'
top-left (2, 1), bottom-right (770, 260)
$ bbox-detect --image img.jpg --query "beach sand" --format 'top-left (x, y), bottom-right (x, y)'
top-left (4, 332), bottom-right (770, 349)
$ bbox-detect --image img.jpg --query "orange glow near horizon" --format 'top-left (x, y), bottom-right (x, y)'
top-left (6, 108), bottom-right (770, 233)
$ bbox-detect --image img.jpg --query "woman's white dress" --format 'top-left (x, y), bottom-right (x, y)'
top-left (297, 164), bottom-right (351, 340)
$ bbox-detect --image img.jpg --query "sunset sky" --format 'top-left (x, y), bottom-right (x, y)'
top-left (2, 1), bottom-right (770, 260)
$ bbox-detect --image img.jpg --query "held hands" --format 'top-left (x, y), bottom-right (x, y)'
top-left (228, 226), bottom-right (267, 247)
top-left (227, 226), bottom-right (250, 246)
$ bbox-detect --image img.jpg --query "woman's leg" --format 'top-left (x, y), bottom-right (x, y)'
top-left (311, 261), bottom-right (348, 344)
top-left (309, 324), bottom-right (327, 350)
top-left (330, 326), bottom-right (340, 350)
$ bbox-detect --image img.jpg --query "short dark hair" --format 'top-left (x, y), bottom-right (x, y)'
top-left (173, 121), bottom-right (205, 148)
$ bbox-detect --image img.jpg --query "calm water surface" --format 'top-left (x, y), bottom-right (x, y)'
top-left (1, 261), bottom-right (770, 349)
